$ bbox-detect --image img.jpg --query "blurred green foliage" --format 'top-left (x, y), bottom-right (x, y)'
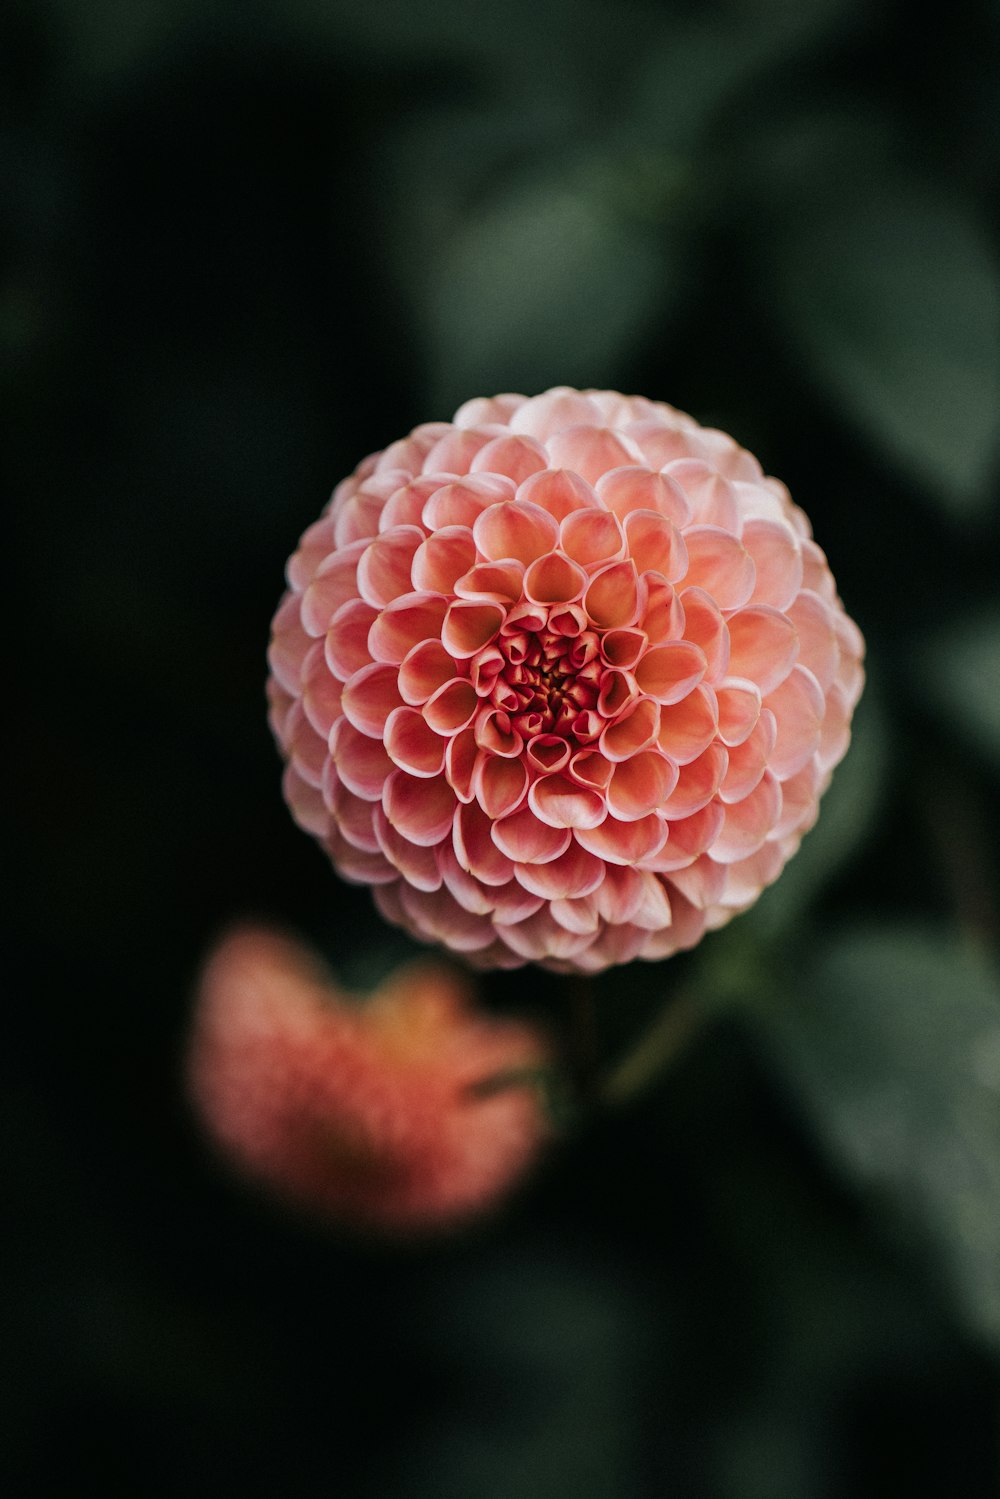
top-left (7, 0), bottom-right (1000, 1494)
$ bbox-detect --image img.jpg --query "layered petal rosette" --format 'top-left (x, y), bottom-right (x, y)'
top-left (268, 388), bottom-right (864, 973)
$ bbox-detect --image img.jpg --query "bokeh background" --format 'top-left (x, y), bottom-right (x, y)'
top-left (7, 0), bottom-right (1000, 1493)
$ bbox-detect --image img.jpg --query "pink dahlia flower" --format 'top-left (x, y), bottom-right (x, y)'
top-left (189, 928), bottom-right (551, 1232)
top-left (268, 387), bottom-right (864, 973)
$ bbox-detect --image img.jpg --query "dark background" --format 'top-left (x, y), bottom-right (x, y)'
top-left (7, 1), bottom-right (1000, 1493)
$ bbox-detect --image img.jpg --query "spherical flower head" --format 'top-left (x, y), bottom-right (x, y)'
top-left (189, 927), bottom-right (551, 1233)
top-left (269, 388), bottom-right (864, 973)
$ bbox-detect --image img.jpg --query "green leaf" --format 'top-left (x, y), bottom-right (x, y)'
top-left (921, 609), bottom-right (1000, 773)
top-left (773, 178), bottom-right (1000, 518)
top-left (420, 160), bottom-right (681, 415)
top-left (759, 927), bottom-right (1000, 1350)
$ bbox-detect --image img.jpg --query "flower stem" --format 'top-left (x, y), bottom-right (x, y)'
top-left (600, 987), bottom-right (702, 1108)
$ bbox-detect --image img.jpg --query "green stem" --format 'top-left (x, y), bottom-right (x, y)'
top-left (600, 988), bottom-right (702, 1108)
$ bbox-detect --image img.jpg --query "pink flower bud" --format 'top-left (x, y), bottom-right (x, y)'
top-left (189, 928), bottom-right (551, 1233)
top-left (269, 388), bottom-right (865, 972)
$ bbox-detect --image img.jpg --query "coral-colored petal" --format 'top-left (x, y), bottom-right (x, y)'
top-left (585, 560), bottom-right (641, 629)
top-left (607, 751), bottom-right (678, 820)
top-left (514, 842), bottom-right (605, 900)
top-left (719, 711), bottom-right (776, 803)
top-left (442, 601), bottom-right (505, 659)
top-left (410, 526), bottom-right (478, 594)
top-left (600, 628), bottom-right (647, 669)
top-left (301, 642), bottom-right (344, 738)
top-left (384, 706), bottom-right (448, 777)
top-left (491, 807), bottom-right (571, 864)
top-left (341, 662), bottom-right (404, 737)
top-left (368, 593), bottom-right (448, 665)
top-left (529, 774), bottom-right (607, 829)
top-left (575, 812), bottom-right (668, 866)
top-left (508, 388), bottom-right (603, 439)
top-left (516, 468), bottom-right (597, 519)
top-left (300, 540), bottom-right (368, 637)
top-left (455, 802), bottom-right (516, 885)
top-left (473, 500), bottom-right (559, 565)
top-left (663, 460), bottom-right (740, 531)
top-left (470, 434), bottom-right (549, 485)
top-left (787, 590), bottom-right (839, 692)
top-left (445, 726), bottom-right (479, 804)
top-left (559, 507), bottom-right (625, 568)
top-left (715, 677), bottom-right (762, 746)
top-left (474, 755), bottom-right (529, 820)
top-left (660, 742), bottom-right (728, 818)
top-left (656, 685), bottom-right (718, 764)
top-left (679, 588), bottom-right (731, 681)
top-left (422, 679), bottom-right (479, 736)
top-left (330, 717), bottom-right (394, 801)
top-left (325, 598), bottom-right (378, 682)
top-left (597, 468), bottom-right (690, 529)
top-left (356, 526), bottom-right (424, 608)
top-left (523, 551), bottom-right (588, 605)
top-left (454, 560), bottom-right (526, 604)
top-left (600, 697), bottom-right (660, 761)
top-left (634, 642), bottom-right (707, 705)
top-left (421, 475), bottom-right (515, 530)
top-left (372, 807), bottom-right (444, 892)
top-left (623, 508), bottom-right (688, 583)
top-left (269, 593), bottom-right (312, 694)
top-left (383, 770), bottom-right (457, 846)
top-left (397, 639), bottom-right (457, 706)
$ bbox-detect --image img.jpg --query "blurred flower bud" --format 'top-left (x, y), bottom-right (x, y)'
top-left (189, 927), bottom-right (551, 1233)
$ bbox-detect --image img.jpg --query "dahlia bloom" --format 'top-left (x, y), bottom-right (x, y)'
top-left (189, 928), bottom-right (550, 1231)
top-left (269, 387), bottom-right (864, 973)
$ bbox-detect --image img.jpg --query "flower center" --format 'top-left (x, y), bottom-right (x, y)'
top-left (489, 624), bottom-right (602, 743)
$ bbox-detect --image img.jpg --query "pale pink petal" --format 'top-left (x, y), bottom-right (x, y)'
top-left (718, 842), bottom-right (786, 909)
top-left (470, 434), bottom-right (549, 485)
top-left (515, 468), bottom-right (597, 519)
top-left (488, 880), bottom-right (547, 925)
top-left (372, 806), bottom-right (444, 892)
top-left (325, 598), bottom-right (378, 681)
top-left (287, 514), bottom-right (336, 591)
top-left (368, 593), bottom-right (448, 665)
top-left (710, 771), bottom-right (782, 864)
top-left (300, 541), bottom-right (368, 637)
top-left (298, 641), bottom-right (342, 739)
top-left (379, 476), bottom-right (441, 531)
top-left (607, 751), bottom-right (678, 820)
top-left (421, 475), bottom-right (515, 531)
top-left (800, 538), bottom-right (837, 601)
top-left (383, 769), bottom-right (457, 845)
top-left (327, 778), bottom-right (380, 853)
top-left (726, 606), bottom-right (799, 695)
top-left (384, 706), bottom-right (447, 777)
top-left (410, 526), bottom-right (478, 594)
top-left (283, 762), bottom-right (330, 838)
top-left (549, 894), bottom-right (601, 935)
top-left (770, 760), bottom-right (823, 840)
top-left (742, 518), bottom-right (803, 611)
top-left (667, 852), bottom-right (728, 909)
top-left (528, 773), bottom-right (607, 829)
top-left (546, 425), bottom-right (644, 484)
top-left (786, 591), bottom-right (838, 692)
top-left (523, 552), bottom-right (588, 605)
top-left (623, 417), bottom-right (694, 468)
top-left (663, 460), bottom-right (740, 531)
top-left (719, 711), bottom-right (776, 803)
top-left (715, 677), bottom-right (762, 746)
top-left (681, 526), bottom-right (756, 611)
top-left (421, 426), bottom-right (496, 476)
top-left (441, 600), bottom-right (505, 658)
top-left (437, 845), bottom-right (502, 916)
top-left (764, 666), bottom-right (824, 778)
top-left (498, 909), bottom-right (597, 963)
top-left (398, 883), bottom-right (496, 952)
top-left (268, 593), bottom-right (312, 694)
top-left (597, 468), bottom-right (691, 528)
top-left (817, 682), bottom-right (853, 774)
top-left (634, 642), bottom-right (707, 705)
top-left (559, 508), bottom-right (625, 568)
top-left (334, 491), bottom-right (383, 546)
top-left (326, 828), bottom-right (398, 886)
top-left (453, 393), bottom-right (526, 427)
top-left (648, 803), bottom-right (725, 869)
top-left (656, 685), bottom-right (718, 764)
top-left (341, 662), bottom-right (404, 737)
top-left (508, 388), bottom-right (603, 439)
